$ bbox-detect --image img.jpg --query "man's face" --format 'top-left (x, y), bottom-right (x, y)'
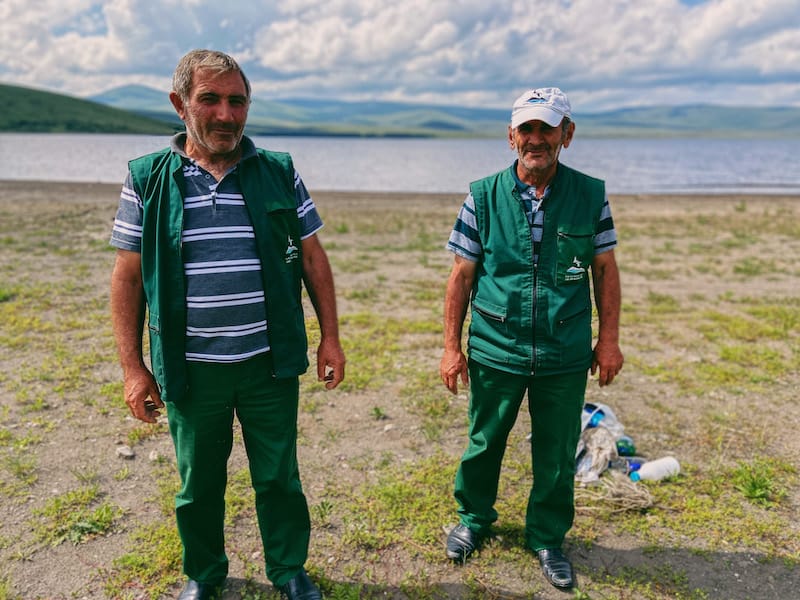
top-left (171, 68), bottom-right (249, 158)
top-left (509, 118), bottom-right (574, 181)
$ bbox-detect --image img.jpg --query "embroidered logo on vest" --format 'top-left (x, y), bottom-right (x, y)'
top-left (285, 235), bottom-right (299, 264)
top-left (565, 257), bottom-right (587, 281)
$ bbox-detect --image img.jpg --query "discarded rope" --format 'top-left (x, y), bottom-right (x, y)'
top-left (575, 470), bottom-right (654, 513)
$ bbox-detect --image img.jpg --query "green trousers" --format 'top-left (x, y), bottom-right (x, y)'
top-left (167, 353), bottom-right (309, 587)
top-left (454, 359), bottom-right (587, 550)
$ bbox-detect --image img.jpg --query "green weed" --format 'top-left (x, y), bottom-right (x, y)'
top-left (646, 291), bottom-right (681, 314)
top-left (732, 457), bottom-right (794, 507)
top-left (127, 422), bottom-right (167, 446)
top-left (0, 576), bottom-right (21, 600)
top-left (0, 286), bottom-right (16, 303)
top-left (31, 485), bottom-right (123, 546)
top-left (2, 454), bottom-right (38, 487)
top-left (733, 257), bottom-right (777, 276)
top-left (311, 499), bottom-right (334, 528)
top-left (103, 523), bottom-right (183, 599)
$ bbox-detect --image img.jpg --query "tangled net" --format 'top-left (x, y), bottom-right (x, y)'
top-left (575, 469), bottom-right (654, 513)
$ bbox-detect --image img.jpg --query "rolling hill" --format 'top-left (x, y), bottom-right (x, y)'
top-left (2, 82), bottom-right (799, 138)
top-left (90, 84), bottom-right (509, 137)
top-left (87, 84), bottom-right (800, 138)
top-left (0, 83), bottom-right (176, 134)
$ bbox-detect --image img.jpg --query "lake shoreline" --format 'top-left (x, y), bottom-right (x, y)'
top-left (3, 178), bottom-right (800, 205)
top-left (3, 134), bottom-right (800, 195)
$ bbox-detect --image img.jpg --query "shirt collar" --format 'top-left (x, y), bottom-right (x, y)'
top-left (511, 160), bottom-right (550, 200)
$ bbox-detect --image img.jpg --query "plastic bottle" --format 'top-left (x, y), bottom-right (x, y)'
top-left (627, 457), bottom-right (645, 472)
top-left (630, 456), bottom-right (680, 482)
top-left (583, 403), bottom-right (605, 428)
top-left (615, 435), bottom-right (636, 456)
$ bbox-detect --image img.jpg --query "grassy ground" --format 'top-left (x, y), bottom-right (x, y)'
top-left (0, 181), bottom-right (798, 600)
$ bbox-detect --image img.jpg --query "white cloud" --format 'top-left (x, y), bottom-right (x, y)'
top-left (0, 0), bottom-right (797, 110)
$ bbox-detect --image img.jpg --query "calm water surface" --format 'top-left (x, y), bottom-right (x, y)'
top-left (1, 133), bottom-right (798, 195)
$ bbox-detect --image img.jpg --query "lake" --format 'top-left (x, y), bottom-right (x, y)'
top-left (1, 133), bottom-right (798, 195)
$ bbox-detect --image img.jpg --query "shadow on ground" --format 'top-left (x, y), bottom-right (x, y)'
top-left (208, 542), bottom-right (797, 600)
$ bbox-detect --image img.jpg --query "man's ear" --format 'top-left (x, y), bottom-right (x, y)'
top-left (561, 121), bottom-right (576, 149)
top-left (169, 91), bottom-right (185, 120)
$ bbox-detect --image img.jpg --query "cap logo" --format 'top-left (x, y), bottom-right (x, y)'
top-left (526, 92), bottom-right (547, 104)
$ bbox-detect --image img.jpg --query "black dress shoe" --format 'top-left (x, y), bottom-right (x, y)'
top-left (537, 548), bottom-right (574, 589)
top-left (177, 579), bottom-right (222, 600)
top-left (279, 569), bottom-right (322, 600)
top-left (446, 523), bottom-right (481, 562)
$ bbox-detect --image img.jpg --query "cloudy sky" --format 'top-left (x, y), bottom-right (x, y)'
top-left (1, 0), bottom-right (798, 113)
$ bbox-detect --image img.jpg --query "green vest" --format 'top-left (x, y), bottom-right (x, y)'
top-left (468, 162), bottom-right (606, 376)
top-left (129, 148), bottom-right (309, 403)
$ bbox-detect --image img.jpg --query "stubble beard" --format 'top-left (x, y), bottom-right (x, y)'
top-left (518, 145), bottom-right (561, 182)
top-left (185, 117), bottom-right (243, 159)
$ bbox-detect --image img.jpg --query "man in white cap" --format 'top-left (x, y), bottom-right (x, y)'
top-left (440, 87), bottom-right (623, 590)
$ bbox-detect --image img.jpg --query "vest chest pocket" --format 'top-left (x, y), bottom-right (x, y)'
top-left (556, 229), bottom-right (594, 285)
top-left (471, 296), bottom-right (510, 337)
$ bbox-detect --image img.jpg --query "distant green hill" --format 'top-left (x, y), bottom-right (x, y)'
top-left (3, 82), bottom-right (800, 138)
top-left (0, 83), bottom-right (176, 134)
top-left (91, 84), bottom-right (509, 137)
top-left (91, 84), bottom-right (800, 138)
top-left (573, 105), bottom-right (800, 138)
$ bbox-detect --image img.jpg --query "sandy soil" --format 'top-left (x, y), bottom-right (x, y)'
top-left (0, 180), bottom-right (798, 600)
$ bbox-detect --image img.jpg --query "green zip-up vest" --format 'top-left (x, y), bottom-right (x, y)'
top-left (468, 162), bottom-right (606, 376)
top-left (129, 148), bottom-right (309, 403)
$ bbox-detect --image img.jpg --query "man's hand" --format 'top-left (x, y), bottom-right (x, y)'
top-left (123, 367), bottom-right (164, 423)
top-left (440, 348), bottom-right (469, 395)
top-left (591, 339), bottom-right (624, 386)
top-left (317, 336), bottom-right (346, 390)
top-left (441, 255), bottom-right (476, 395)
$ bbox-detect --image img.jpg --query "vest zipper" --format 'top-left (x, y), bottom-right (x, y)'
top-left (529, 192), bottom-right (543, 377)
top-left (473, 305), bottom-right (506, 323)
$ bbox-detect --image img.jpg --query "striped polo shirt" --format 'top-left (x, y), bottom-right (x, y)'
top-left (447, 161), bottom-right (617, 263)
top-left (110, 134), bottom-right (323, 363)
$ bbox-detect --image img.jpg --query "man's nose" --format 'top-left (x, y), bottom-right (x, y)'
top-left (215, 100), bottom-right (237, 121)
top-left (527, 127), bottom-right (546, 142)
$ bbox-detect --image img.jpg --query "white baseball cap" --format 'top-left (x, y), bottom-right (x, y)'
top-left (511, 87), bottom-right (572, 129)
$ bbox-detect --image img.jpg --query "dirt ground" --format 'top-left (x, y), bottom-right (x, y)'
top-left (0, 180), bottom-right (798, 600)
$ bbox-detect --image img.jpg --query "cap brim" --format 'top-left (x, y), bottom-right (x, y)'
top-left (511, 106), bottom-right (565, 129)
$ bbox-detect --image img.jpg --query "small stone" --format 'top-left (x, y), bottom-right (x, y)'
top-left (116, 445), bottom-right (135, 459)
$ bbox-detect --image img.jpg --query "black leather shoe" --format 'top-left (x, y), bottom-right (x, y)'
top-left (537, 548), bottom-right (574, 589)
top-left (279, 569), bottom-right (322, 600)
top-left (177, 579), bottom-right (221, 600)
top-left (446, 523), bottom-right (481, 562)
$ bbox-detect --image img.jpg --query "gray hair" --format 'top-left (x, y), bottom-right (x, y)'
top-left (172, 49), bottom-right (251, 101)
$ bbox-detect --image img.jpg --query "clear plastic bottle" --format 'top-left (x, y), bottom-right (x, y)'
top-left (630, 456), bottom-right (680, 482)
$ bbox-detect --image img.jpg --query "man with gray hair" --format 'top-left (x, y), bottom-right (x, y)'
top-left (110, 49), bottom-right (344, 600)
top-left (440, 87), bottom-right (623, 590)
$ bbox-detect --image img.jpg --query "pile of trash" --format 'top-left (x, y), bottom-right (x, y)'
top-left (575, 402), bottom-right (680, 485)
